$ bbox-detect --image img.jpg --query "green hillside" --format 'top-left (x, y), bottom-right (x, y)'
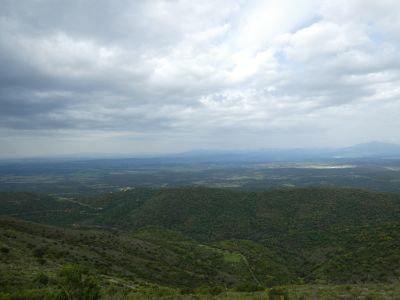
top-left (0, 217), bottom-right (293, 298)
top-left (1, 187), bottom-right (400, 298)
top-left (82, 187), bottom-right (400, 236)
top-left (76, 187), bottom-right (400, 281)
top-left (0, 192), bottom-right (97, 226)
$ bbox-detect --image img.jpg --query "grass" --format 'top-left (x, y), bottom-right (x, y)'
top-left (288, 284), bottom-right (400, 300)
top-left (198, 244), bottom-right (243, 264)
top-left (223, 252), bottom-right (243, 264)
top-left (106, 284), bottom-right (400, 299)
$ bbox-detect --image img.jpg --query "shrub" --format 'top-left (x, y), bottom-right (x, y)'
top-left (33, 247), bottom-right (46, 259)
top-left (180, 287), bottom-right (195, 295)
top-left (56, 264), bottom-right (100, 300)
top-left (268, 287), bottom-right (289, 300)
top-left (235, 282), bottom-right (265, 292)
top-left (33, 273), bottom-right (49, 286)
top-left (0, 292), bottom-right (11, 300)
top-left (195, 286), bottom-right (224, 295)
top-left (146, 286), bottom-right (178, 297)
top-left (0, 247), bottom-right (10, 254)
top-left (9, 288), bottom-right (52, 300)
top-left (208, 286), bottom-right (224, 295)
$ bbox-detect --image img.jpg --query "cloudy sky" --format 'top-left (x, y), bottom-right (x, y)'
top-left (1, 0), bottom-right (400, 157)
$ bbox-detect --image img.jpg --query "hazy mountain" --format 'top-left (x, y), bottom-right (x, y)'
top-left (334, 142), bottom-right (400, 158)
top-left (2, 142), bottom-right (400, 165)
top-left (173, 142), bottom-right (400, 162)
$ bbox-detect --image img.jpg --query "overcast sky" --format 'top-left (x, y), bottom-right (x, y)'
top-left (1, 0), bottom-right (400, 157)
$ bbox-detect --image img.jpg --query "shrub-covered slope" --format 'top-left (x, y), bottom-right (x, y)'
top-left (0, 217), bottom-right (290, 295)
top-left (1, 187), bottom-right (400, 285)
top-left (78, 187), bottom-right (400, 284)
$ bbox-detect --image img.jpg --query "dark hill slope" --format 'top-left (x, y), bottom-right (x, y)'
top-left (81, 187), bottom-right (400, 283)
top-left (85, 187), bottom-right (400, 239)
top-left (0, 192), bottom-right (96, 226)
top-left (3, 219), bottom-right (399, 299)
top-left (1, 187), bottom-right (400, 284)
top-left (0, 217), bottom-right (291, 293)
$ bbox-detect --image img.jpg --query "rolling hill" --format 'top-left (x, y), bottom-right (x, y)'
top-left (2, 187), bottom-right (400, 289)
top-left (79, 187), bottom-right (400, 283)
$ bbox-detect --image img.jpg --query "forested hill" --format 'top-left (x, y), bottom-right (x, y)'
top-left (1, 187), bottom-right (400, 287)
top-left (83, 187), bottom-right (400, 240)
top-left (81, 187), bottom-right (400, 283)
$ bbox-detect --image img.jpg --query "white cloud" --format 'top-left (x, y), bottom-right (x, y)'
top-left (1, 0), bottom-right (400, 156)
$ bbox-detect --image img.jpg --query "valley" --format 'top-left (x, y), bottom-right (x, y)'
top-left (2, 157), bottom-right (400, 197)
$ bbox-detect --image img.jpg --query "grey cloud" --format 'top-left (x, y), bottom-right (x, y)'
top-left (1, 0), bottom-right (400, 156)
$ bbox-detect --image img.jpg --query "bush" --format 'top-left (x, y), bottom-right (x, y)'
top-left (56, 264), bottom-right (100, 300)
top-left (33, 247), bottom-right (46, 259)
top-left (268, 287), bottom-right (289, 300)
top-left (180, 287), bottom-right (195, 295)
top-left (0, 292), bottom-right (11, 300)
top-left (33, 273), bottom-right (49, 286)
top-left (145, 286), bottom-right (178, 297)
top-left (235, 282), bottom-right (265, 292)
top-left (0, 247), bottom-right (10, 254)
top-left (208, 286), bottom-right (224, 295)
top-left (8, 289), bottom-right (52, 300)
top-left (195, 286), bottom-right (224, 295)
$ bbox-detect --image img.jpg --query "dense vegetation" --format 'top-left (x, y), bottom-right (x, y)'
top-left (1, 187), bottom-right (400, 298)
top-left (81, 187), bottom-right (400, 284)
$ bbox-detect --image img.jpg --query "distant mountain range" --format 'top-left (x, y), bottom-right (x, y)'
top-left (333, 142), bottom-right (400, 158)
top-left (2, 142), bottom-right (400, 164)
top-left (169, 142), bottom-right (400, 162)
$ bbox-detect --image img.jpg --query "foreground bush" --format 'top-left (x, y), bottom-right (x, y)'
top-left (57, 264), bottom-right (100, 300)
top-left (235, 282), bottom-right (265, 292)
top-left (268, 287), bottom-right (289, 300)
